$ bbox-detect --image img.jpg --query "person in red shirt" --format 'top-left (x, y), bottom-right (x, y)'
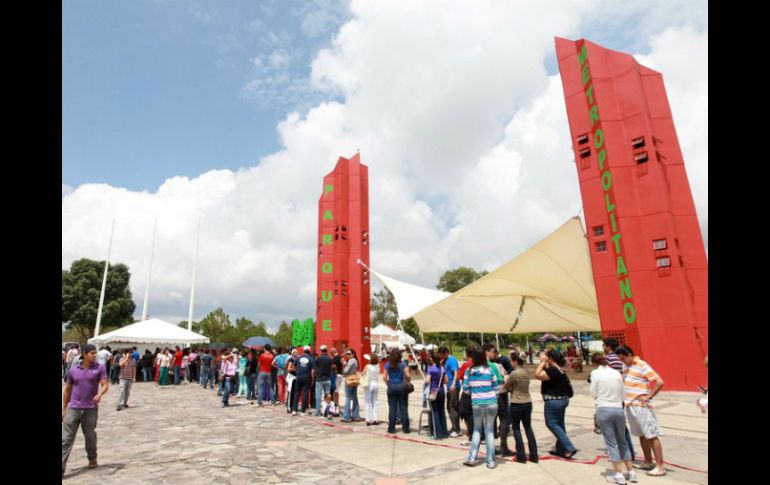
top-left (257, 345), bottom-right (276, 405)
top-left (173, 346), bottom-right (184, 385)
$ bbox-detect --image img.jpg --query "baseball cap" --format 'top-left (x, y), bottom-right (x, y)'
top-left (303, 345), bottom-right (311, 352)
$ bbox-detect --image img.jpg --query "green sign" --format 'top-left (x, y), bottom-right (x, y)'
top-left (292, 318), bottom-right (315, 347)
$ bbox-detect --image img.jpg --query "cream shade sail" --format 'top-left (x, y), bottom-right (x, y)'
top-left (411, 217), bottom-right (601, 333)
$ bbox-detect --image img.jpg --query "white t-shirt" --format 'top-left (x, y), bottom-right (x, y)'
top-left (96, 349), bottom-right (112, 365)
top-left (365, 364), bottom-right (380, 388)
top-left (589, 365), bottom-right (625, 408)
top-left (160, 353), bottom-right (171, 368)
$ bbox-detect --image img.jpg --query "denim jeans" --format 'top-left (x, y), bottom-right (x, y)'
top-left (258, 372), bottom-right (274, 404)
top-left (543, 398), bottom-right (577, 456)
top-left (173, 366), bottom-right (181, 385)
top-left (316, 379), bottom-right (332, 415)
top-left (597, 406), bottom-right (631, 463)
top-left (509, 402), bottom-right (538, 462)
top-left (200, 367), bottom-right (210, 387)
top-left (344, 382), bottom-right (360, 420)
top-left (222, 377), bottom-right (233, 406)
top-left (238, 374), bottom-right (248, 396)
top-left (386, 382), bottom-right (410, 432)
top-left (468, 403), bottom-right (497, 466)
top-left (142, 366), bottom-right (152, 383)
top-left (429, 389), bottom-right (448, 438)
top-left (248, 373), bottom-right (258, 400)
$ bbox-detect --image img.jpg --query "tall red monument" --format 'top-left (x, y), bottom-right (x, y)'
top-left (556, 38), bottom-right (708, 391)
top-left (316, 153), bottom-right (371, 359)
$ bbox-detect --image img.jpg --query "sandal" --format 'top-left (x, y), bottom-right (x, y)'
top-left (646, 468), bottom-right (666, 477)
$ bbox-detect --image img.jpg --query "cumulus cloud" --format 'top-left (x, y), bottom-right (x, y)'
top-left (63, 0), bottom-right (707, 327)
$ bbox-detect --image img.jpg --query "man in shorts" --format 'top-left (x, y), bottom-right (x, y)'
top-left (615, 346), bottom-right (666, 477)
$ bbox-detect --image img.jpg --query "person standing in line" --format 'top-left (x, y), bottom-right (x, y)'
top-left (172, 346), bottom-right (183, 385)
top-left (439, 346), bottom-right (462, 438)
top-left (341, 348), bottom-right (361, 422)
top-left (116, 348), bottom-right (136, 411)
top-left (315, 345), bottom-right (333, 416)
top-left (361, 353), bottom-right (381, 425)
top-left (589, 353), bottom-right (637, 484)
top-left (258, 345), bottom-right (276, 406)
top-left (383, 348), bottom-right (411, 434)
top-left (503, 352), bottom-right (538, 464)
top-left (158, 348), bottom-right (171, 386)
top-left (273, 347), bottom-right (289, 404)
top-left (188, 348), bottom-right (198, 383)
top-left (603, 338), bottom-right (637, 460)
top-left (615, 346), bottom-right (667, 477)
top-left (246, 351), bottom-right (259, 404)
top-left (220, 352), bottom-right (237, 407)
top-left (462, 348), bottom-right (499, 469)
top-left (62, 344), bottom-right (109, 477)
top-left (534, 349), bottom-right (578, 459)
top-left (140, 350), bottom-right (154, 383)
top-left (237, 350), bottom-right (249, 399)
top-left (425, 352), bottom-right (448, 439)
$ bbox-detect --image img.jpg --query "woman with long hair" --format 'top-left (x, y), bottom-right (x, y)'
top-left (534, 349), bottom-right (578, 459)
top-left (462, 348), bottom-right (499, 468)
top-left (503, 352), bottom-right (538, 464)
top-left (341, 348), bottom-right (361, 422)
top-left (362, 354), bottom-right (381, 425)
top-left (383, 348), bottom-right (411, 433)
top-left (590, 353), bottom-right (636, 484)
top-left (425, 352), bottom-right (448, 439)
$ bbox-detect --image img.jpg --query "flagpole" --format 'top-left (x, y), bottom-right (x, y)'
top-left (94, 219), bottom-right (115, 337)
top-left (141, 218), bottom-right (158, 321)
top-left (187, 216), bottom-right (201, 333)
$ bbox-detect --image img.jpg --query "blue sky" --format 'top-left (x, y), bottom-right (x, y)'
top-left (63, 0), bottom-right (349, 192)
top-left (62, 1), bottom-right (707, 327)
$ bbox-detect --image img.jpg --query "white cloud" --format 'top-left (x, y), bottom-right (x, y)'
top-left (63, 0), bottom-right (707, 326)
top-left (268, 49), bottom-right (291, 69)
top-left (62, 184), bottom-right (73, 197)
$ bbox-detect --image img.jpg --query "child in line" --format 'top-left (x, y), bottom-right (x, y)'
top-left (322, 393), bottom-right (340, 419)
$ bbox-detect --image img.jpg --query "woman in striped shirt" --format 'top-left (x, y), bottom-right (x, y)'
top-left (461, 348), bottom-right (499, 469)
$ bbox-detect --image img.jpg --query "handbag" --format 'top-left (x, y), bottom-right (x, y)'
top-left (345, 374), bottom-right (360, 387)
top-left (428, 368), bottom-right (444, 401)
top-left (404, 380), bottom-right (414, 394)
top-left (359, 366), bottom-right (370, 388)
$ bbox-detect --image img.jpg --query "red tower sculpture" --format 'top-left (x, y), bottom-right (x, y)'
top-left (316, 153), bottom-right (371, 359)
top-left (556, 38), bottom-right (708, 391)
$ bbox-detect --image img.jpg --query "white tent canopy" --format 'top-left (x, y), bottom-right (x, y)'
top-left (369, 218), bottom-right (601, 334)
top-left (88, 318), bottom-right (210, 346)
top-left (395, 329), bottom-right (416, 345)
top-left (370, 324), bottom-right (397, 336)
top-left (367, 267), bottom-right (450, 320)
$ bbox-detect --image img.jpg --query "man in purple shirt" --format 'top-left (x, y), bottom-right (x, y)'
top-left (62, 343), bottom-right (109, 477)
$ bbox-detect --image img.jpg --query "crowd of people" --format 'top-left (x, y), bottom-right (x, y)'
top-left (62, 338), bottom-right (705, 483)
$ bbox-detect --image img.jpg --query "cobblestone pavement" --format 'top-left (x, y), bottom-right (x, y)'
top-left (61, 378), bottom-right (707, 484)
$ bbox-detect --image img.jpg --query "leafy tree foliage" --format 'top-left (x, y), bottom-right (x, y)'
top-left (62, 258), bottom-right (136, 342)
top-left (273, 320), bottom-right (293, 348)
top-left (199, 308), bottom-right (231, 343)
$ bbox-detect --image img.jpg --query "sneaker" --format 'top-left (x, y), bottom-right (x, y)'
top-left (633, 462), bottom-right (656, 471)
top-left (486, 462), bottom-right (497, 469)
top-left (646, 467), bottom-right (666, 477)
top-left (449, 431), bottom-right (459, 438)
top-left (116, 406), bottom-right (123, 411)
top-left (606, 472), bottom-right (626, 484)
top-left (462, 460), bottom-right (477, 467)
top-left (292, 411), bottom-right (297, 416)
top-left (460, 440), bottom-right (471, 447)
top-left (87, 459), bottom-right (98, 469)
top-left (625, 470), bottom-right (638, 483)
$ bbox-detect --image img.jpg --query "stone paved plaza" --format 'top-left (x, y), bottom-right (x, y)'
top-left (62, 377), bottom-right (707, 484)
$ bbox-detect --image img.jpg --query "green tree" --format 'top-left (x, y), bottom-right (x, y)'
top-left (273, 320), bottom-right (293, 348)
top-left (370, 288), bottom-right (420, 342)
top-left (62, 258), bottom-right (136, 342)
top-left (199, 308), bottom-right (231, 343)
top-left (436, 266), bottom-right (489, 351)
top-left (178, 320), bottom-right (201, 333)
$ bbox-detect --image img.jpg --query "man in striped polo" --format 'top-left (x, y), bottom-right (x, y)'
top-left (615, 346), bottom-right (666, 477)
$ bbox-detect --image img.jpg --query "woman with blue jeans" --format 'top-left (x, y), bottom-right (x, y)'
top-left (535, 349), bottom-right (578, 459)
top-left (462, 348), bottom-right (499, 469)
top-left (383, 349), bottom-right (411, 433)
top-left (341, 349), bottom-right (360, 422)
top-left (426, 352), bottom-right (448, 439)
top-left (590, 353), bottom-right (636, 484)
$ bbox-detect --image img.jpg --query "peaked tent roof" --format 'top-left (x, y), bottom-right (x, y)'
top-left (366, 267), bottom-right (451, 320)
top-left (412, 217), bottom-right (601, 333)
top-left (88, 318), bottom-right (210, 345)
